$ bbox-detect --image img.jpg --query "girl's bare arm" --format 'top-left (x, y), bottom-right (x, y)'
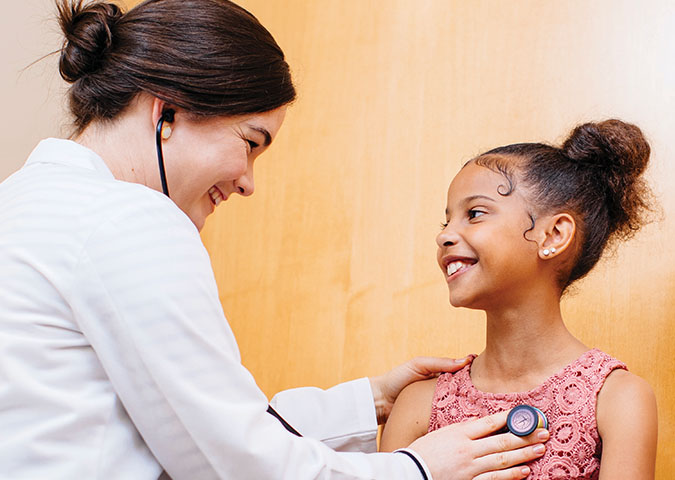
top-left (597, 369), bottom-right (657, 480)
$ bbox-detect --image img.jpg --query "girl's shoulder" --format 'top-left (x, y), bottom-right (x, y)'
top-left (379, 377), bottom-right (438, 452)
top-left (597, 368), bottom-right (656, 429)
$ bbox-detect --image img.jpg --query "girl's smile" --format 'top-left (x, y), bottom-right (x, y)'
top-left (440, 255), bottom-right (477, 283)
top-left (436, 160), bottom-right (539, 309)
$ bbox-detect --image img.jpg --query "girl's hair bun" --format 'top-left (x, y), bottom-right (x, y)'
top-left (561, 119), bottom-right (653, 241)
top-left (57, 0), bottom-right (123, 83)
top-left (561, 119), bottom-right (650, 179)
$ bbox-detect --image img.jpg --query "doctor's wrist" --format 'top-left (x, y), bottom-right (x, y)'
top-left (367, 376), bottom-right (388, 424)
top-left (394, 448), bottom-right (432, 480)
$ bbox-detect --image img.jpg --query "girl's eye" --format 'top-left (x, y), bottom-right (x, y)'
top-left (440, 222), bottom-right (449, 230)
top-left (468, 209), bottom-right (485, 220)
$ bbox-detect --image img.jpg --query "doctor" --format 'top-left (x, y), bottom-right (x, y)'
top-left (0, 0), bottom-right (548, 478)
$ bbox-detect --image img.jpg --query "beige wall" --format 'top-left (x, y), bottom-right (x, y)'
top-left (1, 0), bottom-right (67, 180)
top-left (200, 1), bottom-right (675, 476)
top-left (1, 0), bottom-right (136, 180)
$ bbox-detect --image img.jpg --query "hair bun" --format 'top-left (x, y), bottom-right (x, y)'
top-left (561, 119), bottom-right (650, 179)
top-left (562, 119), bottom-right (653, 240)
top-left (57, 0), bottom-right (123, 83)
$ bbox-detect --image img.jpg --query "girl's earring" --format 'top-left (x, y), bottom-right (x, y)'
top-left (543, 249), bottom-right (550, 256)
top-left (161, 125), bottom-right (173, 140)
top-left (550, 247), bottom-right (557, 254)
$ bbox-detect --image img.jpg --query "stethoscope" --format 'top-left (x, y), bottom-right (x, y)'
top-left (156, 111), bottom-right (302, 437)
top-left (155, 109), bottom-right (175, 197)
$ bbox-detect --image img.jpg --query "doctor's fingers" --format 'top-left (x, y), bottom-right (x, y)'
top-left (471, 441), bottom-right (547, 480)
top-left (456, 410), bottom-right (510, 439)
top-left (473, 428), bottom-right (549, 458)
top-left (404, 355), bottom-right (471, 377)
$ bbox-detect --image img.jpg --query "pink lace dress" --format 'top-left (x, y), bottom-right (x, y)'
top-left (428, 349), bottom-right (626, 479)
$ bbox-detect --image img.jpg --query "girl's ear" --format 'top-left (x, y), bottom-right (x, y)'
top-left (537, 213), bottom-right (576, 260)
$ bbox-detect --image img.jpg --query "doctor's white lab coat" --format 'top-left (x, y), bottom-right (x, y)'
top-left (0, 139), bottom-right (428, 479)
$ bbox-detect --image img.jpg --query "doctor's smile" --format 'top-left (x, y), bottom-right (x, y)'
top-left (208, 185), bottom-right (226, 206)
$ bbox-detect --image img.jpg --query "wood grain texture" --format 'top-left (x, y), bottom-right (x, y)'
top-left (195, 1), bottom-right (674, 476)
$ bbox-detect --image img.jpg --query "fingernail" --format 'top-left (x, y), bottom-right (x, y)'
top-left (521, 466), bottom-right (531, 476)
top-left (454, 357), bottom-right (467, 363)
top-left (538, 430), bottom-right (549, 441)
top-left (533, 444), bottom-right (545, 455)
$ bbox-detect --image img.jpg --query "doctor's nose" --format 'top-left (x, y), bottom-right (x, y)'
top-left (234, 166), bottom-right (255, 197)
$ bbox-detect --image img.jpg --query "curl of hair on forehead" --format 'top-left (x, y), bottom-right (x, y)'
top-left (469, 119), bottom-right (656, 292)
top-left (464, 153), bottom-right (537, 247)
top-left (466, 154), bottom-right (518, 197)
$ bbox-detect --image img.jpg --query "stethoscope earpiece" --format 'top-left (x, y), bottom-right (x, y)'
top-left (155, 109), bottom-right (176, 197)
top-left (162, 109), bottom-right (175, 123)
top-left (160, 110), bottom-right (175, 140)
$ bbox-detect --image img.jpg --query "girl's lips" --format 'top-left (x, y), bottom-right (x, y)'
top-left (445, 261), bottom-right (476, 282)
top-left (440, 255), bottom-right (478, 282)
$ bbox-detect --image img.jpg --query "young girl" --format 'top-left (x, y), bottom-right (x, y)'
top-left (380, 119), bottom-right (658, 479)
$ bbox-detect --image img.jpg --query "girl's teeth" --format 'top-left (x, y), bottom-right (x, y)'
top-left (447, 261), bottom-right (469, 276)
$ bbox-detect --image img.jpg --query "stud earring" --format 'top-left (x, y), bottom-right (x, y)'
top-left (161, 125), bottom-right (172, 140)
top-left (543, 249), bottom-right (550, 256)
top-left (550, 247), bottom-right (557, 254)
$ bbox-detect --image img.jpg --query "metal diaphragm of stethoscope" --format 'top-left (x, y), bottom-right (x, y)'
top-left (506, 404), bottom-right (548, 436)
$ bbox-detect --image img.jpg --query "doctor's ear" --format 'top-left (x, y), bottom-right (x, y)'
top-left (537, 213), bottom-right (576, 259)
top-left (151, 98), bottom-right (177, 139)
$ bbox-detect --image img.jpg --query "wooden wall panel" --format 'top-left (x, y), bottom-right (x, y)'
top-left (197, 1), bottom-right (674, 476)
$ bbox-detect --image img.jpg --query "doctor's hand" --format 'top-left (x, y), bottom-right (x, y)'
top-left (369, 356), bottom-right (469, 424)
top-left (409, 410), bottom-right (548, 480)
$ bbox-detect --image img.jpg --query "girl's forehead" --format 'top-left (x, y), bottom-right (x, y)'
top-left (447, 161), bottom-right (512, 199)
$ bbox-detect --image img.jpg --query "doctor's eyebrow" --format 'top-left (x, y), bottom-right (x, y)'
top-left (248, 126), bottom-right (272, 147)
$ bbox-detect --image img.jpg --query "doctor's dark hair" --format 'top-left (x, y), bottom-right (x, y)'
top-left (471, 119), bottom-right (654, 290)
top-left (56, 0), bottom-right (296, 133)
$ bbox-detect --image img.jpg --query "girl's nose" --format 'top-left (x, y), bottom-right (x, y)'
top-left (436, 223), bottom-right (459, 248)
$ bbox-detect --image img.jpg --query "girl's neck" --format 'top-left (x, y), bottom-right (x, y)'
top-left (470, 292), bottom-right (588, 394)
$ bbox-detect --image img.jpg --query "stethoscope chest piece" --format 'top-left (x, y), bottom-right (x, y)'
top-left (506, 404), bottom-right (548, 436)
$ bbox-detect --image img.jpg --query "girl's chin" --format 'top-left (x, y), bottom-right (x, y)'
top-left (448, 291), bottom-right (482, 310)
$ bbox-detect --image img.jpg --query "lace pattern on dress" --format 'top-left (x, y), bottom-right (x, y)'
top-left (428, 349), bottom-right (626, 480)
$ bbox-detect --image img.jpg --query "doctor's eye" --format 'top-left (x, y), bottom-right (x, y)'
top-left (246, 139), bottom-right (259, 152)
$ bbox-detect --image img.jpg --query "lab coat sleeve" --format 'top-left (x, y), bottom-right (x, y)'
top-left (270, 378), bottom-right (379, 453)
top-left (68, 189), bottom-right (429, 480)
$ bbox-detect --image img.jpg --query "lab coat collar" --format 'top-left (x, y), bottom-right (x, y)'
top-left (26, 138), bottom-right (115, 180)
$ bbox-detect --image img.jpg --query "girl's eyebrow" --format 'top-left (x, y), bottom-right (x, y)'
top-left (464, 194), bottom-right (496, 204)
top-left (445, 194), bottom-right (496, 215)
